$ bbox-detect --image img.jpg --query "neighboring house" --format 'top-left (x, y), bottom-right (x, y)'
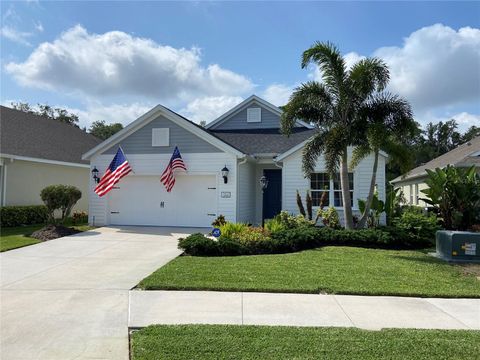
top-left (83, 95), bottom-right (387, 227)
top-left (391, 136), bottom-right (480, 207)
top-left (0, 106), bottom-right (102, 211)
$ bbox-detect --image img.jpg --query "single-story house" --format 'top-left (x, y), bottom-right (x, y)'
top-left (391, 135), bottom-right (480, 207)
top-left (82, 95), bottom-right (387, 227)
top-left (0, 106), bottom-right (102, 211)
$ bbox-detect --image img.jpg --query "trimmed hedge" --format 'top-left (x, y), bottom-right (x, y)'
top-left (0, 205), bottom-right (48, 227)
top-left (178, 224), bottom-right (434, 257)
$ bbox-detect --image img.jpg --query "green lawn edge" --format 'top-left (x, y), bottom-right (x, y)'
top-left (137, 247), bottom-right (480, 298)
top-left (130, 324), bottom-right (480, 360)
top-left (0, 223), bottom-right (95, 252)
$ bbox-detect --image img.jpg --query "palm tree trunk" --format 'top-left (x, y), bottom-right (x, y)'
top-left (357, 150), bottom-right (379, 229)
top-left (340, 149), bottom-right (354, 229)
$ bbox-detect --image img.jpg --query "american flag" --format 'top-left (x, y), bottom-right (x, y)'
top-left (160, 146), bottom-right (187, 192)
top-left (94, 147), bottom-right (132, 197)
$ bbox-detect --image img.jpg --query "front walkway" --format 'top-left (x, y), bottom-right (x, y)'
top-left (0, 226), bottom-right (204, 360)
top-left (129, 290), bottom-right (480, 331)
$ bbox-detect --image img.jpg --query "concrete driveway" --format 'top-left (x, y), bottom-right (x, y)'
top-left (0, 226), bottom-right (202, 360)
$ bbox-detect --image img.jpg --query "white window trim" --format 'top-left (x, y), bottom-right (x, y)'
top-left (152, 128), bottom-right (170, 147)
top-left (246, 107), bottom-right (262, 123)
top-left (310, 172), bottom-right (355, 210)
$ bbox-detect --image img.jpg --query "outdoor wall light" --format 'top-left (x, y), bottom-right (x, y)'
top-left (260, 175), bottom-right (269, 191)
top-left (92, 166), bottom-right (100, 184)
top-left (221, 165), bottom-right (229, 184)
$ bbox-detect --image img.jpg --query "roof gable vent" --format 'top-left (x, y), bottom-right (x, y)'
top-left (247, 107), bottom-right (261, 123)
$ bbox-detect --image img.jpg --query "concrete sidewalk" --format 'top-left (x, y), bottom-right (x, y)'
top-left (129, 290), bottom-right (480, 330)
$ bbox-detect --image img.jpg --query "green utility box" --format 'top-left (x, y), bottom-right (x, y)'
top-left (436, 230), bottom-right (480, 263)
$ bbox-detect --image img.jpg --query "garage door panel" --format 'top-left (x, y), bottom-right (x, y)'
top-left (108, 175), bottom-right (217, 227)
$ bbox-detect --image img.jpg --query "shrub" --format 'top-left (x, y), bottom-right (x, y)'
top-left (72, 211), bottom-right (88, 225)
top-left (219, 222), bottom-right (248, 239)
top-left (264, 218), bottom-right (287, 234)
top-left (178, 233), bottom-right (219, 256)
top-left (276, 211), bottom-right (314, 229)
top-left (0, 205), bottom-right (48, 227)
top-left (393, 208), bottom-right (439, 247)
top-left (318, 206), bottom-right (341, 229)
top-left (40, 185), bottom-right (82, 224)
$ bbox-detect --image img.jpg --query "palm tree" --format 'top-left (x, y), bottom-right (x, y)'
top-left (351, 93), bottom-right (415, 228)
top-left (281, 42), bottom-right (389, 229)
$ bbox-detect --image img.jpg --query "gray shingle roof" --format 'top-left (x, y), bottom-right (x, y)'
top-left (391, 135), bottom-right (480, 183)
top-left (210, 128), bottom-right (315, 155)
top-left (1, 106), bottom-right (102, 165)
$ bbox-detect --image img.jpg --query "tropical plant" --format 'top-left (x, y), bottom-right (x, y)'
top-left (296, 190), bottom-right (306, 217)
top-left (212, 214), bottom-right (227, 227)
top-left (40, 185), bottom-right (82, 224)
top-left (358, 192), bottom-right (385, 228)
top-left (264, 218), bottom-right (287, 233)
top-left (351, 93), bottom-right (415, 228)
top-left (219, 222), bottom-right (249, 239)
top-left (318, 206), bottom-right (341, 229)
top-left (281, 42), bottom-right (389, 229)
top-left (421, 165), bottom-right (480, 230)
top-left (276, 211), bottom-right (314, 229)
top-left (296, 190), bottom-right (315, 221)
top-left (385, 186), bottom-right (404, 225)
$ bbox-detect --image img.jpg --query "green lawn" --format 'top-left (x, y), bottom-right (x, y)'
top-left (0, 223), bottom-right (94, 252)
top-left (138, 246), bottom-right (480, 298)
top-left (130, 325), bottom-right (480, 360)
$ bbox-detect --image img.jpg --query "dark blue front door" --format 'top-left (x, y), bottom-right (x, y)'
top-left (262, 169), bottom-right (282, 221)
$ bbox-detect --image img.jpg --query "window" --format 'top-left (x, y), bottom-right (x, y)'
top-left (247, 107), bottom-right (261, 122)
top-left (152, 128), bottom-right (169, 147)
top-left (409, 184), bottom-right (413, 204)
top-left (310, 173), bottom-right (330, 207)
top-left (310, 172), bottom-right (354, 207)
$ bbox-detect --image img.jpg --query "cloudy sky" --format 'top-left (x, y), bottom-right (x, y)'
top-left (1, 1), bottom-right (479, 131)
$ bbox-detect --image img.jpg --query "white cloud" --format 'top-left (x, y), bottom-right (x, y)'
top-left (180, 96), bottom-right (243, 124)
top-left (34, 21), bottom-right (44, 32)
top-left (374, 24), bottom-right (480, 110)
top-left (5, 25), bottom-right (254, 101)
top-left (70, 102), bottom-right (153, 129)
top-left (0, 26), bottom-right (32, 46)
top-left (261, 84), bottom-right (293, 107)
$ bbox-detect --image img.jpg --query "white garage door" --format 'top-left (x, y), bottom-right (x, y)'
top-left (108, 175), bottom-right (217, 227)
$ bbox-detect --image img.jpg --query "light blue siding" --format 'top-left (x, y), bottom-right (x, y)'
top-left (212, 103), bottom-right (281, 130)
top-left (102, 115), bottom-right (222, 154)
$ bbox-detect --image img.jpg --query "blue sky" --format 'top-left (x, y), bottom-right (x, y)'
top-left (1, 1), bottom-right (479, 130)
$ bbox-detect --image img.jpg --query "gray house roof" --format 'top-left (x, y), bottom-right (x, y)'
top-left (1, 106), bottom-right (102, 165)
top-left (210, 128), bottom-right (316, 156)
top-left (391, 135), bottom-right (480, 183)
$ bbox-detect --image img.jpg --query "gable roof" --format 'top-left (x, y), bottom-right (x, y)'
top-left (210, 128), bottom-right (316, 156)
top-left (82, 104), bottom-right (245, 160)
top-left (0, 106), bottom-right (102, 165)
top-left (391, 136), bottom-right (480, 183)
top-left (205, 95), bottom-right (313, 130)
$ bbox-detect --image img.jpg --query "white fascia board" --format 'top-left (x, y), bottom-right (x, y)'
top-left (0, 154), bottom-right (90, 168)
top-left (206, 94), bottom-right (313, 130)
top-left (82, 105), bottom-right (245, 160)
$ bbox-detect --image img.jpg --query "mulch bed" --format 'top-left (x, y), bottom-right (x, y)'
top-left (30, 225), bottom-right (81, 241)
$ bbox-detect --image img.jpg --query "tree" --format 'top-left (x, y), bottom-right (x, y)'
top-left (11, 102), bottom-right (79, 127)
top-left (88, 120), bottom-right (124, 140)
top-left (281, 42), bottom-right (389, 229)
top-left (462, 125), bottom-right (480, 143)
top-left (351, 93), bottom-right (415, 228)
top-left (40, 185), bottom-right (82, 225)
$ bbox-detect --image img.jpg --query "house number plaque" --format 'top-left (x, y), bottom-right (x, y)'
top-left (221, 191), bottom-right (231, 198)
